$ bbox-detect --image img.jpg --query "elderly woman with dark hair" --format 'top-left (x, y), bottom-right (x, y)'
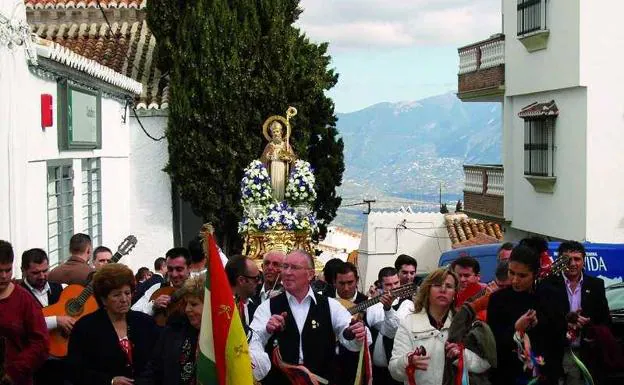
top-left (67, 264), bottom-right (159, 385)
top-left (389, 268), bottom-right (492, 385)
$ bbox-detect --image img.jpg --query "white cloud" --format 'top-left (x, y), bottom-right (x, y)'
top-left (296, 0), bottom-right (501, 51)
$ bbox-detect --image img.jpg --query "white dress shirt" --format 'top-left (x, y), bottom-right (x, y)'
top-left (259, 283), bottom-right (283, 303)
top-left (249, 286), bottom-right (372, 380)
top-left (131, 281), bottom-right (162, 316)
top-left (22, 279), bottom-right (57, 330)
top-left (366, 299), bottom-right (414, 367)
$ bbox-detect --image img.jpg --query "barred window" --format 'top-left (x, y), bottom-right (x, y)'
top-left (524, 118), bottom-right (555, 177)
top-left (82, 158), bottom-right (102, 247)
top-left (517, 0), bottom-right (545, 36)
top-left (47, 162), bottom-right (74, 266)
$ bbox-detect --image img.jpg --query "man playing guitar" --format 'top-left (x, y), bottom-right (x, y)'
top-left (20, 249), bottom-right (72, 385)
top-left (131, 248), bottom-right (191, 318)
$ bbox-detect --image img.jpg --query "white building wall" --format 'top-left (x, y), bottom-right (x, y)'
top-left (580, 0), bottom-right (624, 243)
top-left (358, 212), bottom-right (452, 288)
top-left (503, 0), bottom-right (581, 97)
top-left (4, 72), bottom-right (134, 276)
top-left (505, 87), bottom-right (587, 240)
top-left (128, 115), bottom-right (174, 272)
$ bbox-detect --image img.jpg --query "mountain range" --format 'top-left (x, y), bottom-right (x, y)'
top-left (333, 92), bottom-right (502, 231)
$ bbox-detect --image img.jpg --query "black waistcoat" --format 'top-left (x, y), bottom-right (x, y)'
top-left (20, 280), bottom-right (63, 307)
top-left (263, 292), bottom-right (335, 385)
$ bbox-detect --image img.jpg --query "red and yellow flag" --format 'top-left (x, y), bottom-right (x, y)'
top-left (197, 231), bottom-right (254, 385)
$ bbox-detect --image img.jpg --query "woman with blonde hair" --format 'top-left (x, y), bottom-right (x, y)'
top-left (138, 275), bottom-right (205, 385)
top-left (389, 268), bottom-right (492, 385)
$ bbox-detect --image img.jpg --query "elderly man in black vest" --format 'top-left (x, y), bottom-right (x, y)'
top-left (19, 248), bottom-right (68, 385)
top-left (249, 249), bottom-right (371, 385)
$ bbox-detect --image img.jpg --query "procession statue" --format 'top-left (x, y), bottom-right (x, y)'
top-left (239, 107), bottom-right (321, 270)
top-left (260, 107), bottom-right (297, 201)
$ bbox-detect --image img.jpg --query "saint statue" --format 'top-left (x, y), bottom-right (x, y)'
top-left (260, 107), bottom-right (297, 201)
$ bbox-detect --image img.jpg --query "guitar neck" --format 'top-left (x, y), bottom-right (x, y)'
top-left (111, 251), bottom-right (124, 264)
top-left (74, 251), bottom-right (125, 306)
top-left (348, 284), bottom-right (417, 315)
top-left (349, 296), bottom-right (382, 315)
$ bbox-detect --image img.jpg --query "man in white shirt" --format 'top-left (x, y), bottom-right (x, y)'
top-left (131, 248), bottom-right (191, 316)
top-left (366, 267), bottom-right (413, 385)
top-left (132, 257), bottom-right (167, 305)
top-left (249, 249), bottom-right (370, 384)
top-left (258, 250), bottom-right (284, 302)
top-left (20, 248), bottom-right (73, 333)
top-left (20, 248), bottom-right (73, 385)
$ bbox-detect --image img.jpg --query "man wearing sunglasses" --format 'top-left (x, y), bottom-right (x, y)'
top-left (225, 255), bottom-right (261, 331)
top-left (250, 249), bottom-right (371, 384)
top-left (257, 250), bottom-right (285, 303)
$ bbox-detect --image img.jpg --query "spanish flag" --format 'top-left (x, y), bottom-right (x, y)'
top-left (197, 229), bottom-right (255, 385)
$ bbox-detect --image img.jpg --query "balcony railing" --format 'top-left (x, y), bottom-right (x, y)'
top-left (463, 164), bottom-right (504, 219)
top-left (457, 34), bottom-right (505, 102)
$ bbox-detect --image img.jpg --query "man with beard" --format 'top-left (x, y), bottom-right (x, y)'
top-left (19, 249), bottom-right (76, 385)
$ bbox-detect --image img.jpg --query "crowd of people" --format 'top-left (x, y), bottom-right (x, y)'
top-left (0, 233), bottom-right (623, 385)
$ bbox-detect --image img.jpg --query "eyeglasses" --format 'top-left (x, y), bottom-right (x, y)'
top-left (243, 274), bottom-right (261, 282)
top-left (281, 263), bottom-right (311, 272)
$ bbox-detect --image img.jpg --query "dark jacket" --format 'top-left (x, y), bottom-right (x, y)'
top-left (443, 304), bottom-right (497, 385)
top-left (132, 274), bottom-right (165, 305)
top-left (136, 318), bottom-right (198, 385)
top-left (67, 309), bottom-right (159, 385)
top-left (19, 281), bottom-right (63, 307)
top-left (548, 274), bottom-right (611, 327)
top-left (487, 284), bottom-right (567, 385)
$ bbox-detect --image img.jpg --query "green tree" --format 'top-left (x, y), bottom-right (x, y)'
top-left (147, 0), bottom-right (343, 249)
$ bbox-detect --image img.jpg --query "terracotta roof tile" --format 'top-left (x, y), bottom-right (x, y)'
top-left (25, 0), bottom-right (146, 10)
top-left (444, 213), bottom-right (503, 248)
top-left (518, 100), bottom-right (559, 119)
top-left (30, 19), bottom-right (167, 109)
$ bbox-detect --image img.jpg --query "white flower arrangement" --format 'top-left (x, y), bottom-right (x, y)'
top-left (285, 160), bottom-right (317, 206)
top-left (238, 160), bottom-right (318, 234)
top-left (240, 160), bottom-right (273, 209)
top-left (238, 202), bottom-right (319, 233)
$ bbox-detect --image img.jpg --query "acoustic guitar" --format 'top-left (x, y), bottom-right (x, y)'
top-left (149, 285), bottom-right (187, 327)
top-left (338, 282), bottom-right (420, 319)
top-left (43, 235), bottom-right (137, 357)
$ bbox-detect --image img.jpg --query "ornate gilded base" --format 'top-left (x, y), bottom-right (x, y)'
top-left (242, 226), bottom-right (323, 271)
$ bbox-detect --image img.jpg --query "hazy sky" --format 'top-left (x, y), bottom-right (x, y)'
top-left (296, 0), bottom-right (501, 113)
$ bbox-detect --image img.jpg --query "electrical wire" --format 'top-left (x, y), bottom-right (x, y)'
top-left (132, 106), bottom-right (166, 141)
top-left (96, 1), bottom-right (167, 142)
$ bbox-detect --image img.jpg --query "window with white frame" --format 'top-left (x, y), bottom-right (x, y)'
top-left (517, 0), bottom-right (546, 36)
top-left (82, 158), bottom-right (102, 247)
top-left (47, 162), bottom-right (74, 266)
